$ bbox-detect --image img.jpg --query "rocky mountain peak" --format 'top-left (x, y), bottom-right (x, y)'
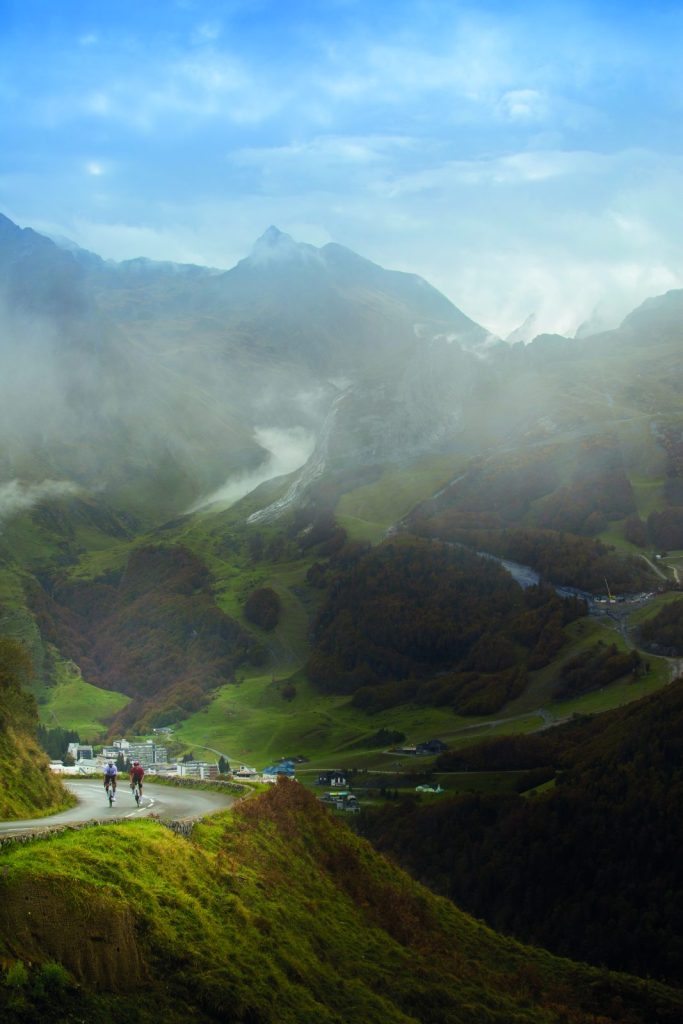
top-left (247, 225), bottom-right (321, 267)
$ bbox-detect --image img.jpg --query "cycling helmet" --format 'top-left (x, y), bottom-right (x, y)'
top-left (108, 759), bottom-right (114, 765)
top-left (133, 760), bottom-right (140, 766)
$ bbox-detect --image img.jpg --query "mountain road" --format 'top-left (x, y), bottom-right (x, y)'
top-left (0, 779), bottom-right (237, 836)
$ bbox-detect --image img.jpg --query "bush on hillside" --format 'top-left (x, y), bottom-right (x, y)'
top-left (624, 514), bottom-right (647, 547)
top-left (244, 587), bottom-right (281, 631)
top-left (554, 642), bottom-right (642, 699)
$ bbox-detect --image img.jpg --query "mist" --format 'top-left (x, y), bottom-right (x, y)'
top-left (1, 210), bottom-right (680, 529)
top-left (0, 302), bottom-right (73, 439)
top-left (0, 478), bottom-right (81, 527)
top-left (190, 426), bottom-right (316, 512)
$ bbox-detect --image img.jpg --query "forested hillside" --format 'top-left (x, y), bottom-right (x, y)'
top-left (307, 538), bottom-right (586, 713)
top-left (408, 436), bottom-right (664, 593)
top-left (27, 545), bottom-right (259, 733)
top-left (360, 678), bottom-right (683, 985)
top-left (415, 524), bottom-right (654, 593)
top-left (1, 779), bottom-right (682, 1023)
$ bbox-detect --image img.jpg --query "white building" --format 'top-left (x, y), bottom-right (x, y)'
top-left (101, 738), bottom-right (130, 760)
top-left (72, 759), bottom-right (101, 776)
top-left (66, 742), bottom-right (95, 761)
top-left (177, 761), bottom-right (218, 780)
top-left (100, 739), bottom-right (167, 767)
top-left (49, 759), bottom-right (100, 776)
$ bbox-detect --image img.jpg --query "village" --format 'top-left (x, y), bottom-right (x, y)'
top-left (48, 736), bottom-right (223, 781)
top-left (48, 733), bottom-right (450, 812)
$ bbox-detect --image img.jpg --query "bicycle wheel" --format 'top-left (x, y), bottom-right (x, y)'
top-left (135, 785), bottom-right (140, 806)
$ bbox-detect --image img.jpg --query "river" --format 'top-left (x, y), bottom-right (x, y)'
top-left (477, 550), bottom-right (596, 605)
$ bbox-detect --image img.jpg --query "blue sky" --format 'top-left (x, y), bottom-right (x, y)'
top-left (1, 0), bottom-right (683, 336)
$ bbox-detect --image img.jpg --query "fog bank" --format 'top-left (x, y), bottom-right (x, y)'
top-left (190, 426), bottom-right (315, 512)
top-left (0, 479), bottom-right (81, 527)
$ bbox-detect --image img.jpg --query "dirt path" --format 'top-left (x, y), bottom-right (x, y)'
top-left (639, 553), bottom-right (669, 580)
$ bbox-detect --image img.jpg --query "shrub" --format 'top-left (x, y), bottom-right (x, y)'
top-left (244, 587), bottom-right (281, 631)
top-left (4, 962), bottom-right (28, 989)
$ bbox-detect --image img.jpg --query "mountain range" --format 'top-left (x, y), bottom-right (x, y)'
top-left (1, 210), bottom-right (681, 530)
top-left (0, 214), bottom-right (495, 518)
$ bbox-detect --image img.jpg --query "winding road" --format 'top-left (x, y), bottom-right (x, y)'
top-left (0, 779), bottom-right (237, 836)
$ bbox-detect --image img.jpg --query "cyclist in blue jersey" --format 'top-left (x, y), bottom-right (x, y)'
top-left (103, 759), bottom-right (118, 801)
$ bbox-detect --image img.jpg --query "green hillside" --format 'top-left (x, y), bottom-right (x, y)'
top-left (0, 463), bottom-right (676, 773)
top-left (361, 677), bottom-right (683, 985)
top-left (1, 780), bottom-right (682, 1023)
top-left (0, 637), bottom-right (73, 820)
top-left (38, 652), bottom-right (130, 741)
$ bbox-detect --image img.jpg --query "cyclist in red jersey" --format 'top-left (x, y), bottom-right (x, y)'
top-left (129, 759), bottom-right (145, 798)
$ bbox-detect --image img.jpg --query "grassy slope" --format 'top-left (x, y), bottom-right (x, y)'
top-left (172, 595), bottom-right (674, 774)
top-left (172, 670), bottom-right (526, 771)
top-left (1, 781), bottom-right (681, 1024)
top-left (504, 614), bottom-right (671, 720)
top-left (38, 651), bottom-right (130, 742)
top-left (336, 454), bottom-right (469, 542)
top-left (0, 662), bottom-right (74, 820)
top-left (0, 726), bottom-right (73, 820)
top-left (0, 632), bottom-right (74, 819)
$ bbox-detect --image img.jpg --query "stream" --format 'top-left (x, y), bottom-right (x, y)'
top-left (477, 551), bottom-right (596, 606)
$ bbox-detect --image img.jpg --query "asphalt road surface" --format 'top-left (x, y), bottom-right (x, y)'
top-left (0, 779), bottom-right (237, 835)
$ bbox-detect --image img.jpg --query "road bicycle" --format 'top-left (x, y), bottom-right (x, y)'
top-left (106, 779), bottom-right (116, 807)
top-left (131, 780), bottom-right (142, 806)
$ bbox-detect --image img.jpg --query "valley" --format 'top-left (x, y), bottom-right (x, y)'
top-left (2, 212), bottom-right (683, 1019)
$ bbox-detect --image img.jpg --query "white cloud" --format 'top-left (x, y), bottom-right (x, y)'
top-left (68, 218), bottom-right (213, 265)
top-left (375, 148), bottom-right (615, 199)
top-left (432, 246), bottom-right (683, 340)
top-left (75, 52), bottom-right (286, 129)
top-left (85, 92), bottom-right (111, 116)
top-left (178, 54), bottom-right (247, 95)
top-left (192, 21), bottom-right (222, 44)
top-left (234, 133), bottom-right (416, 169)
top-left (0, 479), bottom-right (82, 526)
top-left (498, 89), bottom-right (547, 122)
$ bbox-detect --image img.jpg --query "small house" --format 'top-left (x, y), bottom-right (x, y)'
top-left (262, 761), bottom-right (296, 777)
top-left (316, 770), bottom-right (347, 787)
top-left (416, 739), bottom-right (448, 756)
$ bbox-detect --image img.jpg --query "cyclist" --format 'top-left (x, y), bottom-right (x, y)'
top-left (130, 759), bottom-right (145, 799)
top-left (103, 759), bottom-right (118, 801)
